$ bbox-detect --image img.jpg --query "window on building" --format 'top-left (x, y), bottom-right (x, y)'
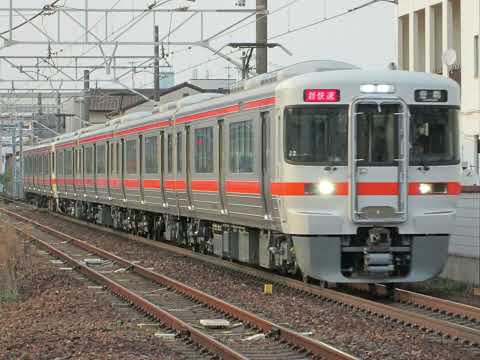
top-left (126, 139), bottom-right (137, 175)
top-left (230, 120), bottom-right (254, 173)
top-left (96, 144), bottom-right (106, 174)
top-left (85, 147), bottom-right (93, 175)
top-left (167, 134), bottom-right (173, 173)
top-left (475, 35), bottom-right (479, 78)
top-left (145, 136), bottom-right (159, 174)
top-left (195, 127), bottom-right (214, 173)
top-left (177, 132), bottom-right (183, 173)
top-left (65, 150), bottom-right (73, 175)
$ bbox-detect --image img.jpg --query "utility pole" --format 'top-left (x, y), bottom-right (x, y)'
top-left (18, 119), bottom-right (23, 199)
top-left (11, 125), bottom-right (16, 199)
top-left (56, 92), bottom-right (62, 133)
top-left (256, 0), bottom-right (268, 74)
top-left (81, 70), bottom-right (90, 128)
top-left (154, 25), bottom-right (160, 102)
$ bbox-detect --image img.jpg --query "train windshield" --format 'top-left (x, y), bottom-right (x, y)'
top-left (285, 106), bottom-right (348, 165)
top-left (410, 106), bottom-right (459, 165)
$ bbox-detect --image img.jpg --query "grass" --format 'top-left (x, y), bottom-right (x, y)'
top-left (407, 276), bottom-right (473, 297)
top-left (0, 224), bottom-right (31, 303)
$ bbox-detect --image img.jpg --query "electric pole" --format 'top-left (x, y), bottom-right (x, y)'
top-left (18, 119), bottom-right (23, 199)
top-left (256, 0), bottom-right (268, 74)
top-left (11, 126), bottom-right (16, 199)
top-left (154, 25), bottom-right (160, 102)
top-left (81, 70), bottom-right (90, 128)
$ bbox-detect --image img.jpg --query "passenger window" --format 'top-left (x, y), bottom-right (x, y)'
top-left (195, 127), bottom-right (214, 173)
top-left (126, 140), bottom-right (137, 175)
top-left (85, 147), bottom-right (93, 175)
top-left (167, 134), bottom-right (173, 173)
top-left (110, 143), bottom-right (115, 174)
top-left (96, 144), bottom-right (106, 174)
top-left (177, 132), bottom-right (183, 173)
top-left (116, 143), bottom-right (121, 175)
top-left (145, 136), bottom-right (159, 174)
top-left (230, 120), bottom-right (254, 173)
top-left (57, 151), bottom-right (64, 176)
top-left (65, 150), bottom-right (73, 175)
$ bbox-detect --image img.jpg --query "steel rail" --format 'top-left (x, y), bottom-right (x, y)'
top-left (43, 209), bottom-right (480, 347)
top-left (349, 283), bottom-right (480, 323)
top-left (7, 224), bottom-right (249, 360)
top-left (2, 199), bottom-right (480, 347)
top-left (0, 206), bottom-right (357, 360)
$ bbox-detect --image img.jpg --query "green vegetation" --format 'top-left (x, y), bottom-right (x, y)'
top-left (0, 168), bottom-right (12, 193)
top-left (411, 276), bottom-right (473, 296)
top-left (0, 225), bottom-right (20, 303)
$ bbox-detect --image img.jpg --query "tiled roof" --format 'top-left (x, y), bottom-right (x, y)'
top-left (88, 89), bottom-right (156, 112)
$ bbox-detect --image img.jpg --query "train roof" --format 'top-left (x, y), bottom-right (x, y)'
top-left (23, 60), bottom-right (461, 152)
top-left (277, 68), bottom-right (461, 106)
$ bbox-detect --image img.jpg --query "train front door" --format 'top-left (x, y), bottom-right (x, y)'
top-left (349, 99), bottom-right (409, 223)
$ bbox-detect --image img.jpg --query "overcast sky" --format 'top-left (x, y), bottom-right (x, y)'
top-left (0, 0), bottom-right (397, 89)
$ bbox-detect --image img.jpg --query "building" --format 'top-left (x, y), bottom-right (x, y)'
top-left (397, 0), bottom-right (480, 184)
top-left (63, 80), bottom-right (229, 132)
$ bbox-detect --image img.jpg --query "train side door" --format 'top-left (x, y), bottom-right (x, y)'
top-left (185, 126), bottom-right (193, 210)
top-left (120, 139), bottom-right (126, 201)
top-left (160, 131), bottom-right (166, 206)
top-left (261, 111), bottom-right (273, 220)
top-left (217, 119), bottom-right (227, 214)
top-left (139, 135), bottom-right (144, 203)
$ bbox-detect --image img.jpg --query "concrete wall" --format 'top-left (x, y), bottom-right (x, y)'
top-left (441, 189), bottom-right (480, 284)
top-left (397, 0), bottom-right (480, 180)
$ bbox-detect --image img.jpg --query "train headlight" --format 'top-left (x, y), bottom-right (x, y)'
top-left (318, 181), bottom-right (335, 195)
top-left (419, 183), bottom-right (433, 195)
top-left (360, 84), bottom-right (395, 94)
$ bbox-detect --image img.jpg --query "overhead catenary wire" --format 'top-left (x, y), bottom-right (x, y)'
top-left (170, 0), bottom-right (395, 81)
top-left (24, 0), bottom-right (176, 94)
top-left (0, 0), bottom-right (63, 38)
top-left (269, 0), bottom-right (396, 40)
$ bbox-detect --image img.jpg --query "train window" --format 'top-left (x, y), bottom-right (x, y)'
top-left (410, 106), bottom-right (459, 165)
top-left (177, 132), bottom-right (183, 173)
top-left (195, 127), bottom-right (214, 173)
top-left (77, 149), bottom-right (82, 174)
top-left (167, 134), bottom-right (173, 173)
top-left (57, 151), bottom-right (64, 176)
top-left (126, 139), bottom-right (137, 175)
top-left (110, 143), bottom-right (115, 174)
top-left (65, 150), bottom-right (73, 175)
top-left (116, 142), bottom-right (121, 175)
top-left (285, 106), bottom-right (348, 165)
top-left (145, 136), bottom-right (158, 174)
top-left (85, 147), bottom-right (93, 175)
top-left (43, 155), bottom-right (48, 176)
top-left (356, 104), bottom-right (399, 165)
top-left (96, 144), bottom-right (106, 174)
top-left (230, 120), bottom-right (254, 173)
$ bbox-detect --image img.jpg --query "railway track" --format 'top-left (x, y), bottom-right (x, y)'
top-left (2, 199), bottom-right (480, 357)
top-left (49, 206), bottom-right (480, 348)
top-left (0, 206), bottom-right (356, 360)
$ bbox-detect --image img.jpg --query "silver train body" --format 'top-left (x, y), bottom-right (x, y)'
top-left (23, 61), bottom-right (462, 283)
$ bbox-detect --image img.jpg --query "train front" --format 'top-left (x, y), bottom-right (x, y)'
top-left (275, 69), bottom-right (461, 283)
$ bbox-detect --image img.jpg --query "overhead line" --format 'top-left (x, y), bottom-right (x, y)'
top-left (270, 0), bottom-right (395, 40)
top-left (0, 0), bottom-right (63, 37)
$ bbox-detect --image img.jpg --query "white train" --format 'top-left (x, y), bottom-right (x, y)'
top-left (23, 60), bottom-right (461, 284)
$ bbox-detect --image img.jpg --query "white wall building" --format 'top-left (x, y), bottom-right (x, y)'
top-left (397, 0), bottom-right (480, 184)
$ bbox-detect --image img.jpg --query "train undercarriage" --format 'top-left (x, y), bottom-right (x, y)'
top-left (25, 192), bottom-right (432, 291)
top-left (29, 194), bottom-right (300, 278)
